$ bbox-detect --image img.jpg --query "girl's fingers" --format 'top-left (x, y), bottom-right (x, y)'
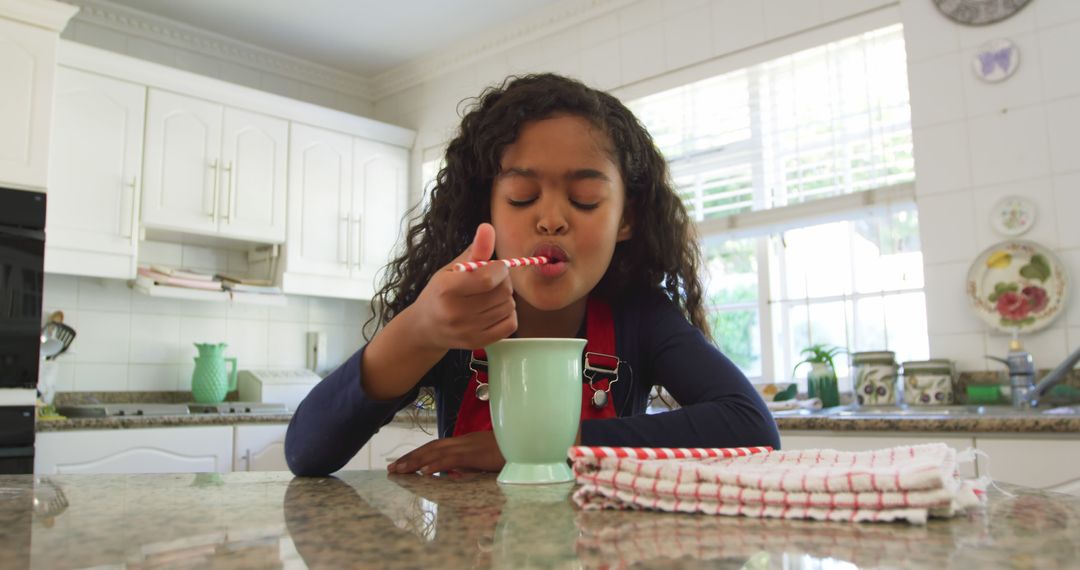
top-left (453, 263), bottom-right (510, 295)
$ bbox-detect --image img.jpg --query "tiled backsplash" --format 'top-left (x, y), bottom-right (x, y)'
top-left (41, 240), bottom-right (370, 392)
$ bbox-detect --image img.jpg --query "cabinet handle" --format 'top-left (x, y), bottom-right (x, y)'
top-left (352, 214), bottom-right (362, 270)
top-left (339, 215), bottom-right (350, 264)
top-left (126, 176), bottom-right (139, 240)
top-left (223, 161), bottom-right (234, 224)
top-left (244, 449), bottom-right (251, 471)
top-left (209, 159), bottom-right (220, 220)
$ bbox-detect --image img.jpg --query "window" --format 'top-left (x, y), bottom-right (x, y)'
top-left (629, 24), bottom-right (927, 390)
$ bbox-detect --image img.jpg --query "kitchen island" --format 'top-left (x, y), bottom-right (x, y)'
top-left (2, 470), bottom-right (1078, 569)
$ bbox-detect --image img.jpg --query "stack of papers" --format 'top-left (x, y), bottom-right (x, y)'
top-left (218, 274), bottom-right (282, 295)
top-left (136, 266), bottom-right (223, 291)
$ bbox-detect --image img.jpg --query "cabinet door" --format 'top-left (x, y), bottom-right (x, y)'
top-left (0, 18), bottom-right (56, 191)
top-left (352, 138), bottom-right (408, 281)
top-left (45, 67), bottom-right (144, 279)
top-left (233, 424), bottom-right (371, 472)
top-left (368, 425), bottom-right (438, 471)
top-left (219, 108), bottom-right (288, 243)
top-left (142, 89), bottom-right (222, 234)
top-left (35, 427), bottom-right (233, 474)
top-left (286, 123), bottom-right (352, 279)
top-left (974, 437), bottom-right (1080, 496)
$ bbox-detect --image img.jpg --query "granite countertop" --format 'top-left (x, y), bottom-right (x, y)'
top-left (35, 409), bottom-right (437, 431)
top-left (772, 409), bottom-right (1080, 434)
top-left (2, 470), bottom-right (1078, 569)
top-left (36, 406), bottom-right (1080, 433)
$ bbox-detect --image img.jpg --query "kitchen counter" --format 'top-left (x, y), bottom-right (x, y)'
top-left (35, 409), bottom-right (437, 431)
top-left (35, 407), bottom-right (1080, 433)
top-left (2, 470), bottom-right (1078, 569)
top-left (772, 410), bottom-right (1080, 433)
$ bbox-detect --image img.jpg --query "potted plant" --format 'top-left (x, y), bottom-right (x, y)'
top-left (793, 344), bottom-right (844, 407)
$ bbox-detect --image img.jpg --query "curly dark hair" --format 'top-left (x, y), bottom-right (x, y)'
top-left (367, 73), bottom-right (710, 340)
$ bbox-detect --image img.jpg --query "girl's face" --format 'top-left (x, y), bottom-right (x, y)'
top-left (490, 114), bottom-right (632, 313)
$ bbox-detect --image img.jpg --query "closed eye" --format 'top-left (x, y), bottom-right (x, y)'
top-left (572, 201), bottom-right (599, 211)
top-left (508, 197), bottom-right (537, 207)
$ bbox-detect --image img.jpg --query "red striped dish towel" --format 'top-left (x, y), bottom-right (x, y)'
top-left (568, 443), bottom-right (986, 525)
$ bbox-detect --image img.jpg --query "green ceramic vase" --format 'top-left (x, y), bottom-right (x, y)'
top-left (191, 343), bottom-right (237, 403)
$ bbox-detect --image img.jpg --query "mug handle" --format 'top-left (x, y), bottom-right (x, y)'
top-left (225, 357), bottom-right (238, 392)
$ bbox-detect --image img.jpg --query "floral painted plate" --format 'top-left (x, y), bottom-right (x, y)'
top-left (966, 240), bottom-right (1068, 333)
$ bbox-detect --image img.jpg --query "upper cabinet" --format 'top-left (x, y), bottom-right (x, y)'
top-left (0, 0), bottom-right (78, 191)
top-left (353, 138), bottom-right (408, 282)
top-left (284, 123), bottom-right (353, 282)
top-left (44, 41), bottom-right (416, 300)
top-left (142, 89), bottom-right (288, 243)
top-left (45, 67), bottom-right (145, 279)
top-left (280, 125), bottom-right (408, 300)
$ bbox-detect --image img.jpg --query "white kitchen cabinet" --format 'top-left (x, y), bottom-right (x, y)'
top-left (45, 67), bottom-right (144, 279)
top-left (233, 423), bottom-right (370, 472)
top-left (368, 425), bottom-right (438, 471)
top-left (35, 426), bottom-right (233, 474)
top-left (282, 123), bottom-right (355, 296)
top-left (779, 431), bottom-right (978, 478)
top-left (282, 123), bottom-right (409, 300)
top-left (142, 89), bottom-right (288, 243)
top-left (352, 138), bottom-right (408, 283)
top-left (0, 1), bottom-right (77, 191)
top-left (973, 436), bottom-right (1080, 496)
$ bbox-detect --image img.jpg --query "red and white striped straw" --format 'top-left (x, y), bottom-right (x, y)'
top-left (452, 256), bottom-right (549, 272)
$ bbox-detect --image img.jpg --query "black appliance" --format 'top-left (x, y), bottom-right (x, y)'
top-left (0, 186), bottom-right (46, 474)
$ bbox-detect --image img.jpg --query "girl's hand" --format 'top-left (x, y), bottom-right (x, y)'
top-left (387, 430), bottom-right (505, 475)
top-left (408, 223), bottom-right (517, 351)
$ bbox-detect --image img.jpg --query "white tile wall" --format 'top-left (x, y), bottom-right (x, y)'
top-left (907, 53), bottom-right (966, 128)
top-left (1053, 173), bottom-right (1080, 249)
top-left (966, 105), bottom-right (1050, 188)
top-left (42, 273), bottom-right (371, 392)
top-left (902, 0), bottom-right (1080, 370)
top-left (917, 190), bottom-right (977, 264)
top-left (762, 0), bottom-right (823, 41)
top-left (664, 5), bottom-right (713, 70)
top-left (911, 122), bottom-right (972, 195)
top-left (710, 0), bottom-right (765, 57)
top-left (1044, 96), bottom-right (1080, 174)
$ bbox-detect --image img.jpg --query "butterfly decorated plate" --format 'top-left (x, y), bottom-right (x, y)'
top-left (966, 240), bottom-right (1068, 333)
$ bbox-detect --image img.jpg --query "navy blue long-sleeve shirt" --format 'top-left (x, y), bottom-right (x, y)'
top-left (285, 289), bottom-right (780, 476)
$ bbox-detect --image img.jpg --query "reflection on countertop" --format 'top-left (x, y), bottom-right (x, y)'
top-left (2, 470), bottom-right (1078, 569)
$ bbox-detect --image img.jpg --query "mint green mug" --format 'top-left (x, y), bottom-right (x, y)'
top-left (486, 338), bottom-right (586, 485)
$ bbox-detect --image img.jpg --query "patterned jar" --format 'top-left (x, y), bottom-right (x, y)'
top-left (852, 351), bottom-right (898, 406)
top-left (902, 359), bottom-right (955, 406)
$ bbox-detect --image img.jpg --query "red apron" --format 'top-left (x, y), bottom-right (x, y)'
top-left (452, 297), bottom-right (620, 437)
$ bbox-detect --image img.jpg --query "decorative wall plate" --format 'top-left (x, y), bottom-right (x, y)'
top-left (934, 0), bottom-right (1033, 26)
top-left (973, 39), bottom-right (1020, 83)
top-left (989, 195), bottom-right (1035, 236)
top-left (966, 240), bottom-right (1068, 333)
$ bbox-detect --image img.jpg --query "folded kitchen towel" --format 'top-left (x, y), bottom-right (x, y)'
top-left (569, 443), bottom-right (985, 525)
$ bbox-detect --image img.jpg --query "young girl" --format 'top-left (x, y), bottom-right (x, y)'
top-left (285, 73), bottom-right (780, 477)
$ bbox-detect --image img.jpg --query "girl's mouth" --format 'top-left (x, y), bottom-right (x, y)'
top-left (532, 244), bottom-right (569, 278)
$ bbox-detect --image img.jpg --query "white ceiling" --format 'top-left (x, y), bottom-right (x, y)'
top-left (105, 0), bottom-right (564, 77)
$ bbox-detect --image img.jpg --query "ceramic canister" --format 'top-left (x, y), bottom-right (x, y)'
top-left (852, 351), bottom-right (898, 406)
top-left (902, 359), bottom-right (955, 406)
